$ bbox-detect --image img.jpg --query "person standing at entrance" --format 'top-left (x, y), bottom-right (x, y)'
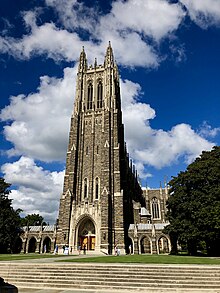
top-left (83, 244), bottom-right (86, 255)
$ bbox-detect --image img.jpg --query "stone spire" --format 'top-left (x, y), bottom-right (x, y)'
top-left (104, 41), bottom-right (114, 68)
top-left (78, 46), bottom-right (87, 72)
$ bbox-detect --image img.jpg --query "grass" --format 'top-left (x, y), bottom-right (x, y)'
top-left (59, 254), bottom-right (220, 265)
top-left (0, 253), bottom-right (220, 265)
top-left (0, 253), bottom-right (65, 261)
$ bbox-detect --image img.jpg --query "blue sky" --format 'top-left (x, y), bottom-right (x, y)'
top-left (0, 0), bottom-right (220, 223)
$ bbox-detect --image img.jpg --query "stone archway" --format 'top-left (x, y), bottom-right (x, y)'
top-left (28, 237), bottom-right (37, 253)
top-left (158, 236), bottom-right (169, 254)
top-left (140, 236), bottom-right (151, 254)
top-left (77, 217), bottom-right (95, 251)
top-left (42, 237), bottom-right (52, 253)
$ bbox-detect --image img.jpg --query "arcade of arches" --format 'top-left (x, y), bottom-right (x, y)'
top-left (12, 225), bottom-right (56, 254)
top-left (128, 234), bottom-right (171, 254)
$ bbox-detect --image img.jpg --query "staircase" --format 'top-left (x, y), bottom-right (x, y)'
top-left (0, 262), bottom-right (220, 292)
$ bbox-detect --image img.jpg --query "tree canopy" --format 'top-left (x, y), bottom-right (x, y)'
top-left (165, 146), bottom-right (220, 256)
top-left (20, 213), bottom-right (46, 226)
top-left (0, 178), bottom-right (21, 253)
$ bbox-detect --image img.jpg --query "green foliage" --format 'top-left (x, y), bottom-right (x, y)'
top-left (20, 213), bottom-right (46, 226)
top-left (165, 146), bottom-right (220, 256)
top-left (0, 178), bottom-right (21, 253)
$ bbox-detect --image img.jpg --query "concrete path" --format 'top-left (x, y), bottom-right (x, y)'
top-left (17, 288), bottom-right (220, 293)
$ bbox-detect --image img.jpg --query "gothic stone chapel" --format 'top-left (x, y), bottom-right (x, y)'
top-left (56, 43), bottom-right (145, 255)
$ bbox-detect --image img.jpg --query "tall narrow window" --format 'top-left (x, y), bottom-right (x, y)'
top-left (87, 82), bottom-right (93, 110)
top-left (95, 177), bottom-right (99, 200)
top-left (151, 197), bottom-right (160, 219)
top-left (97, 81), bottom-right (103, 108)
top-left (84, 178), bottom-right (88, 199)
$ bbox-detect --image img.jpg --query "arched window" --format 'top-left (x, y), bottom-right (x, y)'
top-left (97, 81), bottom-right (103, 108)
top-left (86, 146), bottom-right (89, 155)
top-left (95, 177), bottom-right (99, 200)
top-left (84, 178), bottom-right (88, 199)
top-left (87, 82), bottom-right (93, 110)
top-left (151, 197), bottom-right (160, 219)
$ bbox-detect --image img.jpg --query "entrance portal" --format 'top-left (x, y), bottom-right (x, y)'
top-left (78, 218), bottom-right (95, 250)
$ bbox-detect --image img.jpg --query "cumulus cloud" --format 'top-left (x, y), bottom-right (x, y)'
top-left (45, 0), bottom-right (97, 32)
top-left (198, 121), bottom-right (220, 138)
top-left (180, 0), bottom-right (220, 27)
top-left (0, 0), bottom-right (187, 67)
top-left (119, 79), bottom-right (215, 177)
top-left (0, 20), bottom-right (85, 62)
top-left (1, 69), bottom-right (216, 180)
top-left (0, 67), bottom-right (76, 161)
top-left (133, 123), bottom-right (214, 171)
top-left (1, 157), bottom-right (64, 223)
top-left (103, 0), bottom-right (185, 41)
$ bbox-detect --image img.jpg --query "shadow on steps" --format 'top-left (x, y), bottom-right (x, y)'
top-left (0, 277), bottom-right (18, 293)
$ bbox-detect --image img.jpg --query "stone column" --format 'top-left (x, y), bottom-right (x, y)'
top-left (21, 240), bottom-right (27, 253)
top-left (36, 240), bottom-right (41, 253)
top-left (151, 237), bottom-right (158, 254)
top-left (133, 236), bottom-right (139, 254)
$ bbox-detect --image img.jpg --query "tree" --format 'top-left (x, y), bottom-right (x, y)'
top-left (0, 178), bottom-right (21, 253)
top-left (165, 146), bottom-right (220, 256)
top-left (20, 214), bottom-right (46, 226)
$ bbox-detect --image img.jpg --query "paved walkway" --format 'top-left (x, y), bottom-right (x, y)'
top-left (16, 287), bottom-right (220, 293)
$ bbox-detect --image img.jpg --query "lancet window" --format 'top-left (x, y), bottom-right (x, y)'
top-left (151, 197), bottom-right (160, 219)
top-left (97, 81), bottom-right (103, 108)
top-left (84, 178), bottom-right (88, 199)
top-left (87, 82), bottom-right (93, 110)
top-left (95, 177), bottom-right (99, 200)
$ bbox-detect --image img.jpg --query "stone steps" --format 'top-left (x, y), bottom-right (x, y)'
top-left (0, 262), bottom-right (220, 291)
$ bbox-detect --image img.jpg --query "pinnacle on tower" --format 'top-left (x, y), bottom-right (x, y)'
top-left (104, 41), bottom-right (114, 67)
top-left (78, 46), bottom-right (87, 72)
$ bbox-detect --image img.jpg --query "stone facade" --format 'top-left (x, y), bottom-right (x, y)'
top-left (17, 225), bottom-right (56, 254)
top-left (128, 186), bottom-right (171, 254)
top-left (16, 45), bottom-right (170, 255)
top-left (56, 43), bottom-right (144, 255)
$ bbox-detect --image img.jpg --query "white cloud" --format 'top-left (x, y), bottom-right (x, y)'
top-left (198, 121), bottom-right (220, 138)
top-left (133, 123), bottom-right (214, 170)
top-left (0, 67), bottom-right (76, 161)
top-left (1, 71), bottom-right (216, 180)
top-left (120, 80), bottom-right (215, 177)
top-left (107, 0), bottom-right (185, 41)
top-left (180, 0), bottom-right (220, 27)
top-left (45, 0), bottom-right (97, 32)
top-left (1, 156), bottom-right (64, 223)
top-left (0, 0), bottom-right (187, 67)
top-left (0, 21), bottom-right (85, 62)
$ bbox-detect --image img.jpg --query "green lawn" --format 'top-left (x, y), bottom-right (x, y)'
top-left (0, 253), bottom-right (64, 261)
top-left (60, 254), bottom-right (220, 265)
top-left (1, 253), bottom-right (220, 265)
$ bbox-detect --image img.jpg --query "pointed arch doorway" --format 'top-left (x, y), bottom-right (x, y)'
top-left (78, 217), bottom-right (96, 250)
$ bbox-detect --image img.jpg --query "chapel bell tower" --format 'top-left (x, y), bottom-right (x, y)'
top-left (57, 43), bottom-right (143, 254)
